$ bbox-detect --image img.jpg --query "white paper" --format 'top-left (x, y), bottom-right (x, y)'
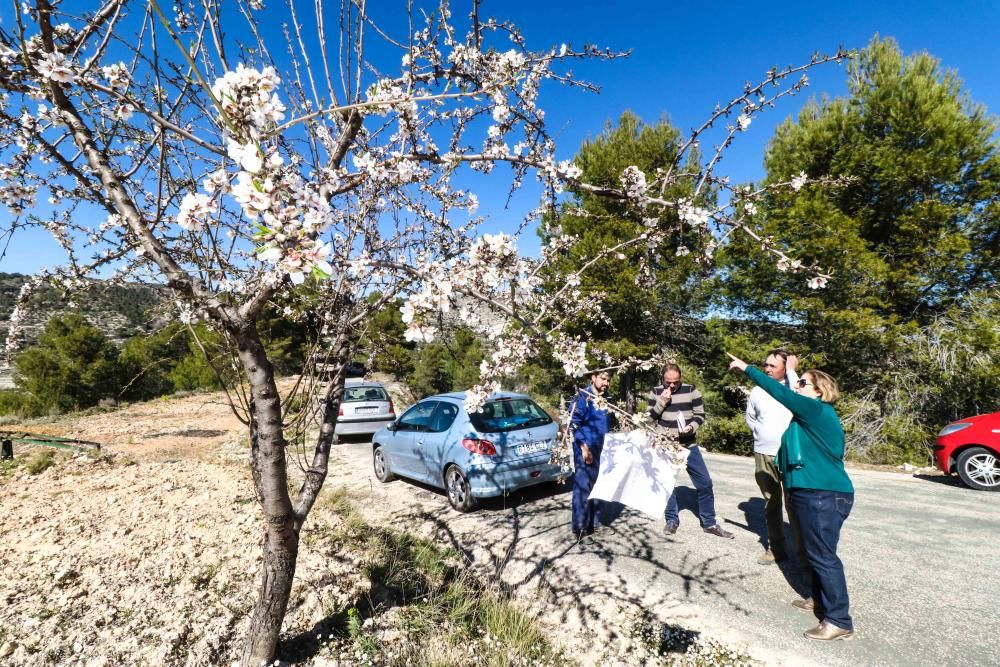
top-left (676, 411), bottom-right (686, 433)
top-left (588, 430), bottom-right (684, 519)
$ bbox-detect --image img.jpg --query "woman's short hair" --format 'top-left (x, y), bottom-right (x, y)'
top-left (806, 370), bottom-right (839, 404)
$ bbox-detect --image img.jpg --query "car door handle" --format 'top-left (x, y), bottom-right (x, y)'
top-left (416, 439), bottom-right (425, 445)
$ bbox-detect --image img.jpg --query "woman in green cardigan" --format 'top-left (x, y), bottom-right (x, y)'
top-left (728, 353), bottom-right (855, 642)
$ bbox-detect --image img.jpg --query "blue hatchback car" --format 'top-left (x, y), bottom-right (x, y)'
top-left (371, 391), bottom-right (565, 511)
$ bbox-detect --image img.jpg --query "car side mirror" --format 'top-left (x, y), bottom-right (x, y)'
top-left (386, 421), bottom-right (398, 432)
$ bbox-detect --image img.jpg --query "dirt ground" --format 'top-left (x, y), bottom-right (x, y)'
top-left (0, 379), bottom-right (383, 666)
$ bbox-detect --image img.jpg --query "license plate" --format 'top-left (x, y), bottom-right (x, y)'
top-left (355, 407), bottom-right (378, 415)
top-left (515, 440), bottom-right (549, 456)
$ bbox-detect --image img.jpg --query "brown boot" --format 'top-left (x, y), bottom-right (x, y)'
top-left (702, 524), bottom-right (734, 539)
top-left (791, 597), bottom-right (815, 612)
top-left (804, 621), bottom-right (854, 641)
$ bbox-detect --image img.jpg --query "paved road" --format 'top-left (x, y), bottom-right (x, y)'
top-left (325, 442), bottom-right (1000, 666)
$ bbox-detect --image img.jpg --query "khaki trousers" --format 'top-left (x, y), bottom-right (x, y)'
top-left (753, 452), bottom-right (802, 560)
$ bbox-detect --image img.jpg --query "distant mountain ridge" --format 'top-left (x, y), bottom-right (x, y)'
top-left (0, 273), bottom-right (169, 388)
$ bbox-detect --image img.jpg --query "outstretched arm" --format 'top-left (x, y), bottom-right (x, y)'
top-left (728, 354), bottom-right (822, 421)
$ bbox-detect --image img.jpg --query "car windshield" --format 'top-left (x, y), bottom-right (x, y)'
top-left (343, 386), bottom-right (388, 402)
top-left (469, 398), bottom-right (553, 433)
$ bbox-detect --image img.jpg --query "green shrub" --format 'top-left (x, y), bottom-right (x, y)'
top-left (698, 412), bottom-right (754, 456)
top-left (0, 389), bottom-right (41, 418)
top-left (25, 450), bottom-right (55, 475)
top-left (409, 327), bottom-right (485, 398)
top-left (14, 313), bottom-right (122, 414)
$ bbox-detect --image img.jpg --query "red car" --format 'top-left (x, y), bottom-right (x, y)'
top-left (933, 411), bottom-right (1000, 491)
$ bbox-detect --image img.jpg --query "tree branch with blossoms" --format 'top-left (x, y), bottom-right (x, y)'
top-left (0, 1), bottom-right (853, 664)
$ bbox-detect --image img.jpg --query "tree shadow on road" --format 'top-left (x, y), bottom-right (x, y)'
top-left (388, 492), bottom-right (757, 643)
top-left (731, 497), bottom-right (812, 600)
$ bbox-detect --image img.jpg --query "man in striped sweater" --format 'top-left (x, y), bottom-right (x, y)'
top-left (649, 363), bottom-right (734, 539)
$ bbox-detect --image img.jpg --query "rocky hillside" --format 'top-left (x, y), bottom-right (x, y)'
top-left (0, 273), bottom-right (169, 388)
top-left (0, 273), bottom-right (169, 348)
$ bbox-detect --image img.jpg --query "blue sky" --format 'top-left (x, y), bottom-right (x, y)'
top-left (2, 0), bottom-right (998, 275)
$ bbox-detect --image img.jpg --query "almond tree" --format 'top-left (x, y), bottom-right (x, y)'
top-left (0, 1), bottom-right (843, 662)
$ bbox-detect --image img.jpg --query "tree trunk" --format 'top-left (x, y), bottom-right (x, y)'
top-left (241, 541), bottom-right (299, 666)
top-left (237, 327), bottom-right (355, 665)
top-left (294, 332), bottom-right (353, 520)
top-left (621, 366), bottom-right (637, 414)
top-left (235, 325), bottom-right (298, 667)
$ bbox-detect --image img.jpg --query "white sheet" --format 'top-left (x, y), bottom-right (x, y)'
top-left (588, 429), bottom-right (688, 519)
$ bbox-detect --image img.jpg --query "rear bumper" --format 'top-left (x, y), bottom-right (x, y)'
top-left (464, 457), bottom-right (567, 497)
top-left (335, 417), bottom-right (394, 436)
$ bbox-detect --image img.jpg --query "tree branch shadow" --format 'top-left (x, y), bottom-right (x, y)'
top-left (391, 491), bottom-right (757, 635)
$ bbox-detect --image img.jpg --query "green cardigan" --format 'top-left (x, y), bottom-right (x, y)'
top-left (745, 366), bottom-right (854, 494)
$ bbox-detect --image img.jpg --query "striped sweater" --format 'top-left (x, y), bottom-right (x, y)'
top-left (647, 383), bottom-right (705, 445)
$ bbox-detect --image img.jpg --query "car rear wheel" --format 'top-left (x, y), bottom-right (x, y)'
top-left (373, 445), bottom-right (396, 483)
top-left (445, 465), bottom-right (477, 512)
top-left (956, 447), bottom-right (1000, 491)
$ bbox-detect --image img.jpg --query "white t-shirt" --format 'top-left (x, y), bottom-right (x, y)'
top-left (744, 369), bottom-right (799, 457)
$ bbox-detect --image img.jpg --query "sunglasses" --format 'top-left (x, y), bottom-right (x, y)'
top-left (796, 379), bottom-right (813, 388)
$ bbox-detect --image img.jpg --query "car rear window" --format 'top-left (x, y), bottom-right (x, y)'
top-left (343, 386), bottom-right (388, 402)
top-left (469, 398), bottom-right (553, 433)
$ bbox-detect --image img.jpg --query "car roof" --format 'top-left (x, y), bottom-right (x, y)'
top-left (424, 391), bottom-right (532, 402)
top-left (344, 379), bottom-right (386, 388)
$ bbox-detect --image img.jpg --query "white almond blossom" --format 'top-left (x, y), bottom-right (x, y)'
top-left (202, 169), bottom-right (231, 194)
top-left (211, 63), bottom-right (285, 133)
top-left (100, 62), bottom-right (130, 89)
top-left (678, 200), bottom-right (710, 227)
top-left (114, 104), bottom-right (134, 121)
top-left (227, 140), bottom-right (264, 174)
top-left (552, 336), bottom-right (588, 377)
top-left (176, 193), bottom-right (214, 231)
top-left (463, 381), bottom-right (500, 414)
top-left (34, 52), bottom-right (75, 83)
top-left (620, 165), bottom-right (648, 201)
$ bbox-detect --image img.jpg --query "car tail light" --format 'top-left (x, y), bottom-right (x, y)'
top-left (388, 398), bottom-right (395, 416)
top-left (338, 403), bottom-right (344, 417)
top-left (462, 438), bottom-right (496, 456)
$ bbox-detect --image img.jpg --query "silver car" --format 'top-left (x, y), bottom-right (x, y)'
top-left (334, 380), bottom-right (396, 437)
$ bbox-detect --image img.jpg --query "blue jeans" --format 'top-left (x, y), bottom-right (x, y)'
top-left (788, 489), bottom-right (854, 631)
top-left (665, 445), bottom-right (717, 528)
top-left (572, 440), bottom-right (602, 533)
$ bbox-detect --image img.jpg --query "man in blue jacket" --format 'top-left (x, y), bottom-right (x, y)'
top-left (569, 369), bottom-right (611, 538)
